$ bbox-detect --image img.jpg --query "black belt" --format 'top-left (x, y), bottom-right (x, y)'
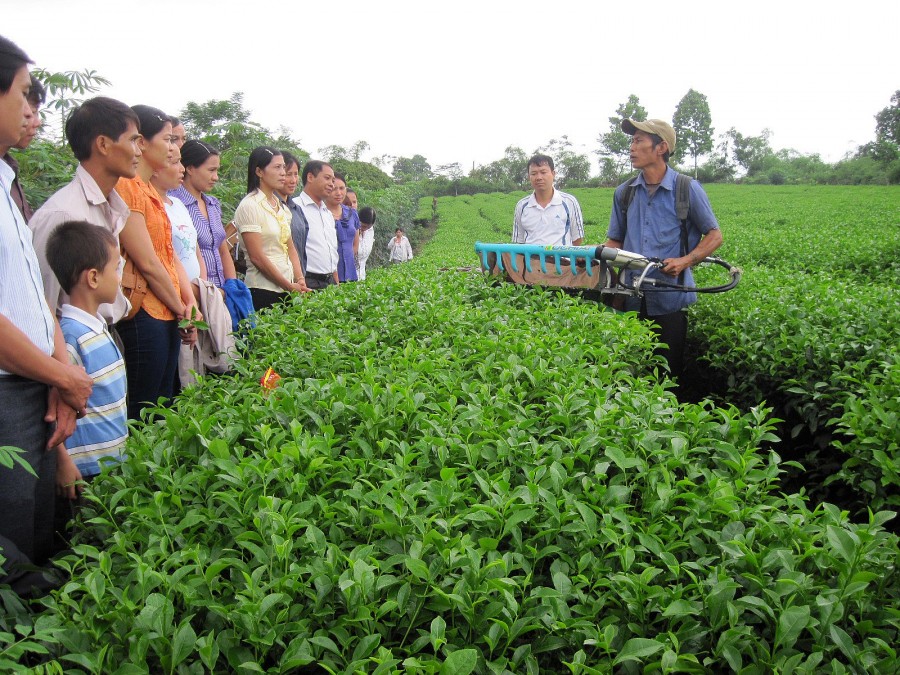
top-left (305, 272), bottom-right (333, 281)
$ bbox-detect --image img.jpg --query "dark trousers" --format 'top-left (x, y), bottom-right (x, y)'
top-left (0, 376), bottom-right (57, 592)
top-left (305, 272), bottom-right (335, 291)
top-left (250, 288), bottom-right (290, 312)
top-left (642, 309), bottom-right (687, 376)
top-left (117, 309), bottom-right (180, 420)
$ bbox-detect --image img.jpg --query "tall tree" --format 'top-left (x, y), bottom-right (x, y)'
top-left (596, 95), bottom-right (647, 184)
top-left (319, 140), bottom-right (371, 162)
top-left (854, 91), bottom-right (900, 169)
top-left (318, 144), bottom-right (351, 161)
top-left (392, 154), bottom-right (432, 183)
top-left (179, 92), bottom-right (269, 150)
top-left (31, 68), bottom-right (111, 143)
top-left (537, 136), bottom-right (591, 187)
top-left (726, 127), bottom-right (775, 177)
top-left (874, 90), bottom-right (900, 146)
top-left (672, 89), bottom-right (714, 177)
top-left (469, 146), bottom-right (529, 191)
top-left (179, 92), bottom-right (307, 219)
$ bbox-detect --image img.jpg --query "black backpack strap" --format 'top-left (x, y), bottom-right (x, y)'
top-left (616, 176), bottom-right (640, 237)
top-left (674, 173), bottom-right (692, 256)
top-left (674, 172), bottom-right (694, 283)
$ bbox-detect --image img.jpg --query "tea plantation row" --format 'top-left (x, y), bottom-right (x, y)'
top-left (1, 186), bottom-right (898, 673)
top-left (433, 185), bottom-right (900, 513)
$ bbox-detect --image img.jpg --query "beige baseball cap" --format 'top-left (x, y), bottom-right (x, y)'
top-left (622, 118), bottom-right (676, 152)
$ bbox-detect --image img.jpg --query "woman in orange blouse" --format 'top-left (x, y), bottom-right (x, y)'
top-left (116, 105), bottom-right (199, 419)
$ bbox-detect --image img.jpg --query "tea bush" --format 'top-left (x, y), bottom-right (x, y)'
top-left (2, 186), bottom-right (899, 673)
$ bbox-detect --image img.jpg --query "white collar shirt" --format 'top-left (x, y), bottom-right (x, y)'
top-left (0, 160), bottom-right (56, 375)
top-left (295, 190), bottom-right (338, 275)
top-left (512, 188), bottom-right (584, 246)
top-left (60, 303), bottom-right (108, 335)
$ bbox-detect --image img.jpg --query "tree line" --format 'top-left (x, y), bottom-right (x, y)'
top-left (417, 89), bottom-right (900, 195)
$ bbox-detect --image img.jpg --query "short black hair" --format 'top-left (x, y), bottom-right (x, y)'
top-left (358, 206), bottom-right (376, 225)
top-left (0, 35), bottom-right (31, 93)
top-left (65, 97), bottom-right (139, 161)
top-left (301, 159), bottom-right (331, 186)
top-left (528, 154), bottom-right (554, 172)
top-left (281, 150), bottom-right (300, 171)
top-left (648, 134), bottom-right (671, 164)
top-left (26, 74), bottom-right (44, 107)
top-left (46, 220), bottom-right (118, 294)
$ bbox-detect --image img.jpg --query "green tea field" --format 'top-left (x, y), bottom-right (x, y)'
top-left (2, 185), bottom-right (898, 674)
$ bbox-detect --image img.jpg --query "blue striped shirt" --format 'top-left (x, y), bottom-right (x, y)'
top-left (0, 160), bottom-right (55, 375)
top-left (60, 305), bottom-right (127, 476)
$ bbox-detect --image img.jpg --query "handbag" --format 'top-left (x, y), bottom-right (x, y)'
top-left (120, 254), bottom-right (148, 321)
top-left (224, 220), bottom-right (247, 275)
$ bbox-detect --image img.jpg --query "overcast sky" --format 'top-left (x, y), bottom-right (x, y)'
top-left (5, 0), bottom-right (897, 172)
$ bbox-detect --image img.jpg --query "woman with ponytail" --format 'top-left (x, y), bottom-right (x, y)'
top-left (116, 104), bottom-right (198, 418)
top-left (234, 146), bottom-right (307, 311)
top-left (169, 140), bottom-right (236, 290)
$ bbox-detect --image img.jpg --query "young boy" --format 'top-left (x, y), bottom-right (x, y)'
top-left (45, 221), bottom-right (128, 499)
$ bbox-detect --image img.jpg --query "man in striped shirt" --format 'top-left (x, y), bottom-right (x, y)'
top-left (512, 154), bottom-right (585, 246)
top-left (46, 221), bottom-right (127, 494)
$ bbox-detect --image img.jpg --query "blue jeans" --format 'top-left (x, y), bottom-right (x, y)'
top-left (116, 309), bottom-right (180, 419)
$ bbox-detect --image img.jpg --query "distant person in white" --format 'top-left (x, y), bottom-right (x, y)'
top-left (388, 228), bottom-right (413, 263)
top-left (294, 160), bottom-right (339, 289)
top-left (512, 154), bottom-right (584, 246)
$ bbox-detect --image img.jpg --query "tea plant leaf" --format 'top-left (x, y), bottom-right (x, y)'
top-left (662, 599), bottom-right (698, 618)
top-left (431, 616), bottom-right (447, 652)
top-left (351, 633), bottom-right (382, 662)
top-left (826, 525), bottom-right (859, 563)
top-left (613, 637), bottom-right (665, 664)
top-left (441, 648), bottom-right (478, 675)
top-left (309, 635), bottom-right (340, 655)
top-left (171, 620), bottom-right (197, 668)
top-left (829, 624), bottom-right (858, 661)
top-left (0, 445), bottom-right (37, 476)
top-left (776, 605), bottom-right (811, 651)
top-left (405, 557), bottom-right (430, 581)
top-left (196, 632), bottom-right (220, 671)
top-left (478, 537), bottom-right (499, 552)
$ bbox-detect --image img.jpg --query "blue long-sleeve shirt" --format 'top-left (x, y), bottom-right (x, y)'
top-left (607, 167), bottom-right (719, 315)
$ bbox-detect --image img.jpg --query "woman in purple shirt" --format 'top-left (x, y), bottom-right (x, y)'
top-left (326, 173), bottom-right (360, 282)
top-left (168, 140), bottom-right (236, 289)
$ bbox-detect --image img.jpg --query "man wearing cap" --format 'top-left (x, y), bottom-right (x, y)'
top-left (605, 118), bottom-right (722, 376)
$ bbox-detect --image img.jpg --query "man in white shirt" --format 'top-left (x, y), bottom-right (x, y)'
top-left (29, 97), bottom-right (140, 323)
top-left (294, 160), bottom-right (339, 289)
top-left (512, 154), bottom-right (584, 246)
top-left (0, 34), bottom-right (92, 597)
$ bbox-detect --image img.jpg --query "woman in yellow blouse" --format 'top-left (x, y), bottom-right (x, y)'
top-left (234, 147), bottom-right (308, 311)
